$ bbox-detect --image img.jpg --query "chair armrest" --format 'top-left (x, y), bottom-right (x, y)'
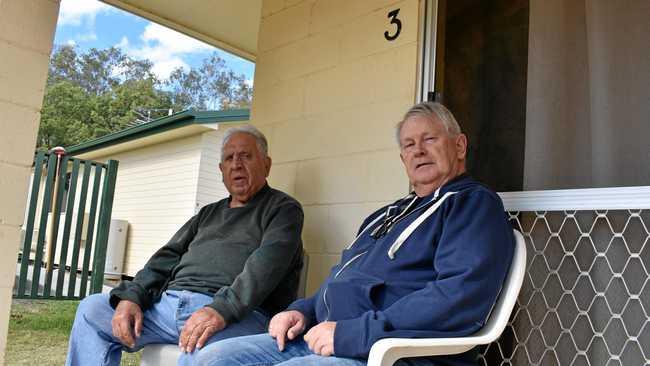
top-left (367, 336), bottom-right (486, 366)
top-left (367, 229), bottom-right (526, 366)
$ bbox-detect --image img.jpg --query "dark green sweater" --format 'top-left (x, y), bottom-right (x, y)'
top-left (109, 184), bottom-right (304, 324)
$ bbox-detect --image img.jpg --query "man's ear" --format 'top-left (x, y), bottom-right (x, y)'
top-left (264, 156), bottom-right (272, 177)
top-left (219, 162), bottom-right (224, 176)
top-left (456, 134), bottom-right (468, 159)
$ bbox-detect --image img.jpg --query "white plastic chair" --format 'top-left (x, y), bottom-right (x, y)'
top-left (366, 229), bottom-right (526, 366)
top-left (140, 254), bottom-right (310, 366)
top-left (140, 344), bottom-right (179, 366)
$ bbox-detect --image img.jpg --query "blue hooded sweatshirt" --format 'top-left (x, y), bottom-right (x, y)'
top-left (287, 174), bottom-right (514, 364)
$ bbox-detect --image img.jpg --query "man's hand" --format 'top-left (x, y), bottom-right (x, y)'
top-left (304, 321), bottom-right (336, 357)
top-left (179, 307), bottom-right (226, 353)
top-left (111, 300), bottom-right (143, 348)
top-left (268, 310), bottom-right (306, 351)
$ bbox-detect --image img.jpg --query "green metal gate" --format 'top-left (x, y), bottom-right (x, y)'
top-left (14, 149), bottom-right (119, 300)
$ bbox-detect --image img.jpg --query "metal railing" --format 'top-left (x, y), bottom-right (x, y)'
top-left (14, 149), bottom-right (119, 299)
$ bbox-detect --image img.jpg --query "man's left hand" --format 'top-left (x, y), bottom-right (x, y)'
top-left (303, 321), bottom-right (336, 356)
top-left (179, 307), bottom-right (226, 353)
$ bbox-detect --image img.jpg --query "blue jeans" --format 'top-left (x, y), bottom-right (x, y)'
top-left (66, 290), bottom-right (269, 366)
top-left (194, 333), bottom-right (438, 366)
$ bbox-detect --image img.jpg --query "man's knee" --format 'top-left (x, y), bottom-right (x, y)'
top-left (75, 293), bottom-right (113, 324)
top-left (192, 341), bottom-right (232, 366)
top-left (193, 334), bottom-right (272, 366)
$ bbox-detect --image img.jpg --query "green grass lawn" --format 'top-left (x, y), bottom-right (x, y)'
top-left (7, 299), bottom-right (140, 365)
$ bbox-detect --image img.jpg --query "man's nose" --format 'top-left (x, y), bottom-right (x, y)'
top-left (413, 142), bottom-right (426, 156)
top-left (231, 157), bottom-right (244, 168)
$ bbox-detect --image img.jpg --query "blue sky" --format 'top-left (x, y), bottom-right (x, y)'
top-left (53, 0), bottom-right (255, 83)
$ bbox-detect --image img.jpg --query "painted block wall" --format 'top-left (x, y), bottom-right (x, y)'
top-left (252, 0), bottom-right (419, 295)
top-left (0, 0), bottom-right (60, 361)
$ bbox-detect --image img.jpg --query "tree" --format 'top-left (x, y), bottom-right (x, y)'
top-left (47, 45), bottom-right (159, 95)
top-left (38, 45), bottom-right (251, 150)
top-left (39, 45), bottom-right (172, 149)
top-left (38, 81), bottom-right (94, 148)
top-left (166, 53), bottom-right (253, 110)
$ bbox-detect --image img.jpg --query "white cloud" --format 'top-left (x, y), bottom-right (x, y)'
top-left (141, 23), bottom-right (212, 54)
top-left (117, 23), bottom-right (212, 80)
top-left (151, 58), bottom-right (189, 80)
top-left (76, 32), bottom-right (98, 42)
top-left (58, 0), bottom-right (112, 26)
top-left (116, 36), bottom-right (129, 49)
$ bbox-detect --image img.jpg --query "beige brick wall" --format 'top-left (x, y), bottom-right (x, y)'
top-left (0, 0), bottom-right (60, 361)
top-left (255, 0), bottom-right (419, 294)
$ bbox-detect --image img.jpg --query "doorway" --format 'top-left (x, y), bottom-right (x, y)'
top-left (419, 0), bottom-right (529, 192)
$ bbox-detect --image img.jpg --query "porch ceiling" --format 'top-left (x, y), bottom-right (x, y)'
top-left (100, 0), bottom-right (262, 61)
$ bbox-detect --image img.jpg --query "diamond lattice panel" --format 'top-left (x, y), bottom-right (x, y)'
top-left (478, 210), bottom-right (650, 365)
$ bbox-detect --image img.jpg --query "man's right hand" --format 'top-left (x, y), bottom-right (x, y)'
top-left (111, 300), bottom-right (143, 348)
top-left (268, 310), bottom-right (306, 351)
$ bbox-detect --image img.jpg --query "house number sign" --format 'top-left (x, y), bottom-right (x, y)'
top-left (384, 9), bottom-right (402, 41)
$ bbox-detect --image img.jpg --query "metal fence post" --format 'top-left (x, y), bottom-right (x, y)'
top-left (16, 151), bottom-right (46, 297)
top-left (31, 154), bottom-right (58, 297)
top-left (90, 160), bottom-right (119, 294)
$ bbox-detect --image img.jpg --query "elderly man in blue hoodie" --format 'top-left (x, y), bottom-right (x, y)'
top-left (197, 102), bottom-right (515, 366)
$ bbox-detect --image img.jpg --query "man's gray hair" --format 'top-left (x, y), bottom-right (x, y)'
top-left (221, 125), bottom-right (269, 161)
top-left (395, 102), bottom-right (462, 145)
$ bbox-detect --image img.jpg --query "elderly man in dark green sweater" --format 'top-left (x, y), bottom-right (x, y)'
top-left (66, 125), bottom-right (304, 366)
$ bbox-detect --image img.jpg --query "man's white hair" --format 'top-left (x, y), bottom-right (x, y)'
top-left (220, 125), bottom-right (269, 162)
top-left (395, 102), bottom-right (462, 146)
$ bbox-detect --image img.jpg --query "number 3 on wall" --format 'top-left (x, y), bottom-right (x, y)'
top-left (384, 9), bottom-right (402, 41)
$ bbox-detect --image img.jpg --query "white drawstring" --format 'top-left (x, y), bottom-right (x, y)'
top-left (345, 213), bottom-right (386, 250)
top-left (387, 191), bottom-right (457, 259)
top-left (345, 192), bottom-right (415, 250)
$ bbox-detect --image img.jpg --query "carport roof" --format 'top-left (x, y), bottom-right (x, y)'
top-left (66, 109), bottom-right (250, 156)
top-left (100, 0), bottom-right (262, 61)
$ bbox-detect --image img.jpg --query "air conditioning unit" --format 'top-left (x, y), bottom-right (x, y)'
top-left (104, 219), bottom-right (128, 280)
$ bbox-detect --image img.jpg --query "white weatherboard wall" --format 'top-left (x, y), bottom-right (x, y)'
top-left (195, 130), bottom-right (230, 211)
top-left (0, 0), bottom-right (60, 361)
top-left (252, 0), bottom-right (418, 294)
top-left (106, 134), bottom-right (203, 275)
top-left (91, 129), bottom-right (233, 276)
top-left (93, 135), bottom-right (184, 275)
